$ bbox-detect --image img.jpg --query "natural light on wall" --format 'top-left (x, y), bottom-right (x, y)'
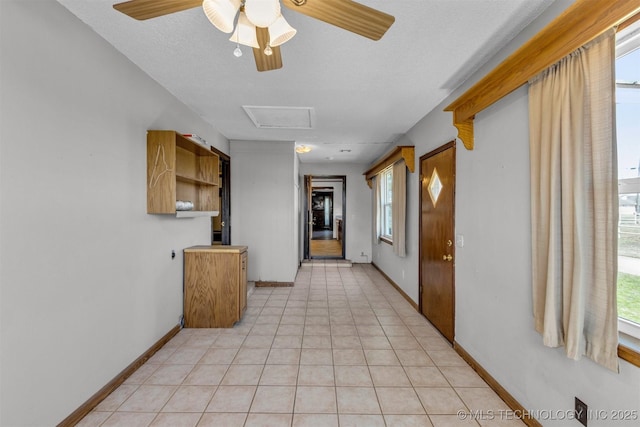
top-left (616, 20), bottom-right (640, 340)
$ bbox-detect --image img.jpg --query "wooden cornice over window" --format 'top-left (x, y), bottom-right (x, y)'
top-left (444, 0), bottom-right (640, 150)
top-left (364, 145), bottom-right (415, 188)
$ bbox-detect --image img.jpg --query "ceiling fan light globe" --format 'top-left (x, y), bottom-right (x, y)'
top-left (244, 0), bottom-right (281, 28)
top-left (202, 0), bottom-right (241, 33)
top-left (268, 15), bottom-right (296, 47)
top-left (229, 12), bottom-right (260, 49)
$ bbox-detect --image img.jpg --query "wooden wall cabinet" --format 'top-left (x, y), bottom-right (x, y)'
top-left (147, 130), bottom-right (220, 217)
top-left (183, 246), bottom-right (248, 328)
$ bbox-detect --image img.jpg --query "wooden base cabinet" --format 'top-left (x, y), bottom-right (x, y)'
top-left (183, 246), bottom-right (248, 328)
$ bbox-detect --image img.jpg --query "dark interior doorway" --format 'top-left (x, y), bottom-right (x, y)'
top-left (312, 189), bottom-right (333, 233)
top-left (211, 149), bottom-right (231, 245)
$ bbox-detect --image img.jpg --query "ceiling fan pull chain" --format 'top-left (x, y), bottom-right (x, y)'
top-left (233, 3), bottom-right (243, 57)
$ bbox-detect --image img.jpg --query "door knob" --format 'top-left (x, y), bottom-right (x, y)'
top-left (443, 254), bottom-right (453, 261)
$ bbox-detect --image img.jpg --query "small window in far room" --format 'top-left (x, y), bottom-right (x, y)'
top-left (615, 20), bottom-right (640, 340)
top-left (380, 166), bottom-right (393, 241)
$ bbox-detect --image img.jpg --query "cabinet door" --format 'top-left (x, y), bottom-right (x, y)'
top-left (147, 131), bottom-right (177, 213)
top-left (184, 252), bottom-right (217, 328)
top-left (239, 252), bottom-right (247, 318)
top-left (184, 251), bottom-right (239, 328)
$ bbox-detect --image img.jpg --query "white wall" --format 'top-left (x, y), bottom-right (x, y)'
top-left (373, 0), bottom-right (640, 424)
top-left (0, 1), bottom-right (229, 425)
top-left (230, 140), bottom-right (298, 282)
top-left (300, 163), bottom-right (372, 263)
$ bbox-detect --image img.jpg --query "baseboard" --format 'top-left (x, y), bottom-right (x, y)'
top-left (255, 281), bottom-right (294, 287)
top-left (371, 262), bottom-right (419, 311)
top-left (57, 324), bottom-right (181, 426)
top-left (454, 342), bottom-right (543, 427)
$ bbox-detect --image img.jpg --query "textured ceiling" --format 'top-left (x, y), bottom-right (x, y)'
top-left (56, 0), bottom-right (556, 164)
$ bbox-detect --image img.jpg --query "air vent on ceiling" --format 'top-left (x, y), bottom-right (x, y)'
top-left (242, 106), bottom-right (315, 129)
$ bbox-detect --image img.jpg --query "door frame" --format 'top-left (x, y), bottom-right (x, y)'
top-left (418, 140), bottom-right (456, 342)
top-left (303, 175), bottom-right (347, 260)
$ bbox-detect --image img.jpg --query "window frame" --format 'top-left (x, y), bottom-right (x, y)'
top-left (379, 166), bottom-right (393, 243)
top-left (615, 17), bottom-right (640, 365)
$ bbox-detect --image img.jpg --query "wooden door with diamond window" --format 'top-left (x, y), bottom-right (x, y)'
top-left (419, 141), bottom-right (456, 342)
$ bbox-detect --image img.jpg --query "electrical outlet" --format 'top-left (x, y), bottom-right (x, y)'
top-left (575, 397), bottom-right (588, 427)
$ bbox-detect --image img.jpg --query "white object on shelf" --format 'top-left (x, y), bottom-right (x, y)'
top-left (182, 134), bottom-right (208, 147)
top-left (176, 200), bottom-right (194, 211)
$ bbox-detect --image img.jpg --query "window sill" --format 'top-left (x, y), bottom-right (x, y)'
top-left (619, 334), bottom-right (640, 368)
top-left (380, 236), bottom-right (392, 245)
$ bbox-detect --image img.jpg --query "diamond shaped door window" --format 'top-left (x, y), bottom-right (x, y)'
top-left (428, 168), bottom-right (443, 208)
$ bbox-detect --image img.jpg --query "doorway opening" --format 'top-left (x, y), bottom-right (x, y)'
top-left (211, 149), bottom-right (231, 245)
top-left (304, 175), bottom-right (346, 259)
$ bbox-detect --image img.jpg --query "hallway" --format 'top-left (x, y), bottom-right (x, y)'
top-left (309, 239), bottom-right (343, 258)
top-left (77, 264), bottom-right (523, 427)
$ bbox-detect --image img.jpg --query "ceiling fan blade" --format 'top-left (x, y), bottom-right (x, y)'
top-left (253, 27), bottom-right (283, 72)
top-left (283, 0), bottom-right (394, 41)
top-left (113, 0), bottom-right (203, 20)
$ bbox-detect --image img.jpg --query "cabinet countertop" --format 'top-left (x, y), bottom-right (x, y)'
top-left (184, 245), bottom-right (248, 254)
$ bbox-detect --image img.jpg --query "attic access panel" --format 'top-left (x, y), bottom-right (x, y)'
top-left (243, 106), bottom-right (315, 129)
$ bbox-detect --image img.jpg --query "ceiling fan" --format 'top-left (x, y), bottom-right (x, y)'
top-left (113, 0), bottom-right (395, 72)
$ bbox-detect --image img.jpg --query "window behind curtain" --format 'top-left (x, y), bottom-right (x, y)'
top-left (616, 22), bottom-right (640, 339)
top-left (380, 166), bottom-right (393, 240)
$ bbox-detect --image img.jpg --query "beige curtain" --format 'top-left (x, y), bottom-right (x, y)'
top-left (392, 160), bottom-right (407, 257)
top-left (529, 29), bottom-right (618, 371)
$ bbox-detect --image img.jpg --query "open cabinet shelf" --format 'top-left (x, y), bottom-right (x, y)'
top-left (147, 130), bottom-right (220, 217)
top-left (175, 173), bottom-right (217, 186)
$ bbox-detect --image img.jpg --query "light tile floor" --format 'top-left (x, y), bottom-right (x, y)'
top-left (77, 263), bottom-right (524, 427)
